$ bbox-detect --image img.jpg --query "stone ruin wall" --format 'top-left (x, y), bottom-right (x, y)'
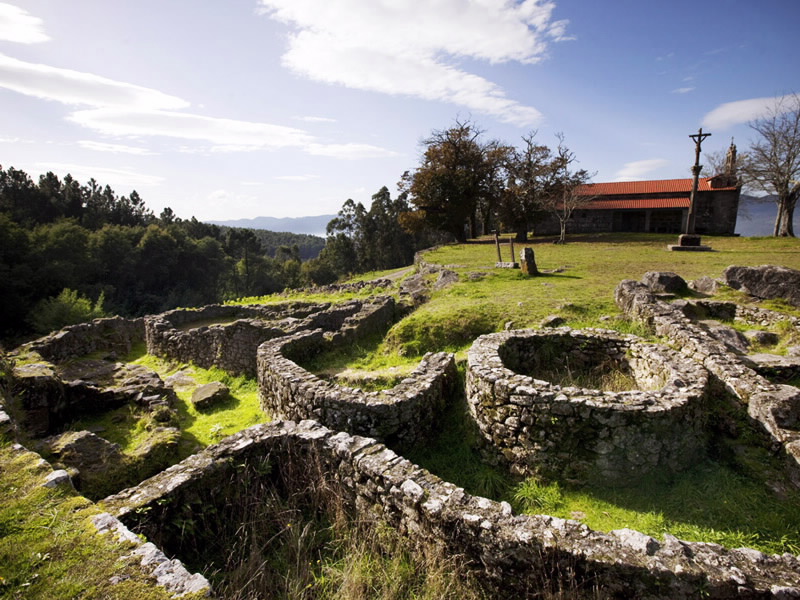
top-left (691, 300), bottom-right (800, 382)
top-left (6, 276), bottom-right (800, 598)
top-left (258, 329), bottom-right (456, 452)
top-left (466, 328), bottom-right (709, 485)
top-left (144, 297), bottom-right (397, 378)
top-left (10, 317), bottom-right (156, 437)
top-left (145, 302), bottom-right (336, 377)
top-left (615, 279), bottom-right (800, 486)
top-left (683, 299), bottom-right (800, 334)
top-left (19, 316), bottom-right (146, 363)
top-left (103, 420), bottom-right (800, 600)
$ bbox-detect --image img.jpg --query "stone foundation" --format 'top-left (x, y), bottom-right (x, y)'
top-left (19, 316), bottom-right (145, 363)
top-left (466, 328), bottom-right (708, 484)
top-left (103, 420), bottom-right (800, 599)
top-left (615, 278), bottom-right (800, 486)
top-left (144, 298), bottom-right (396, 377)
top-left (257, 329), bottom-right (456, 452)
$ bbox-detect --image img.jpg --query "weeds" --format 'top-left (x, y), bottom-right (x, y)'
top-left (130, 452), bottom-right (486, 600)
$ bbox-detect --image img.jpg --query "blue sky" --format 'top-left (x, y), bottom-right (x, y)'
top-left (1, 0), bottom-right (797, 221)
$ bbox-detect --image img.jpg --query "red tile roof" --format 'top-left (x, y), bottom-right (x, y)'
top-left (578, 177), bottom-right (738, 196)
top-left (582, 197), bottom-right (690, 210)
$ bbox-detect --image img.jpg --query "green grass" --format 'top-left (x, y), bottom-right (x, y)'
top-left (379, 234), bottom-right (800, 357)
top-left (129, 353), bottom-right (268, 456)
top-left (406, 374), bottom-right (513, 501)
top-left (63, 346), bottom-right (268, 460)
top-left (301, 331), bottom-right (422, 390)
top-left (226, 281), bottom-right (396, 308)
top-left (512, 461), bottom-right (800, 555)
top-left (0, 440), bottom-right (203, 600)
top-left (5, 233), bottom-right (800, 598)
top-left (68, 404), bottom-right (154, 455)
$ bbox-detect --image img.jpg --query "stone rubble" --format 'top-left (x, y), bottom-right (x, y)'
top-left (615, 273), bottom-right (800, 486)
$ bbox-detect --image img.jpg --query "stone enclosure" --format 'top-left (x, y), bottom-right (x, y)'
top-left (102, 419), bottom-right (800, 600)
top-left (615, 272), bottom-right (800, 486)
top-left (4, 266), bottom-right (800, 598)
top-left (467, 328), bottom-right (708, 485)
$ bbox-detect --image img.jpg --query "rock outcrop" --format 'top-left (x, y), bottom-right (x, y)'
top-left (723, 265), bottom-right (800, 307)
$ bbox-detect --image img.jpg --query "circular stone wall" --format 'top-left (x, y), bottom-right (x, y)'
top-left (466, 328), bottom-right (709, 486)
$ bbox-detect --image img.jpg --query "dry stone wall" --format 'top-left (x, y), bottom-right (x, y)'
top-left (144, 298), bottom-right (396, 377)
top-left (145, 302), bottom-right (330, 377)
top-left (466, 328), bottom-right (708, 484)
top-left (257, 329), bottom-right (456, 452)
top-left (104, 420), bottom-right (800, 599)
top-left (10, 317), bottom-right (168, 437)
top-left (615, 278), bottom-right (800, 486)
top-left (19, 316), bottom-right (145, 363)
top-left (0, 438), bottom-right (210, 598)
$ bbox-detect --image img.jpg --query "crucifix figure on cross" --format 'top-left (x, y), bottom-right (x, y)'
top-left (685, 127), bottom-right (711, 235)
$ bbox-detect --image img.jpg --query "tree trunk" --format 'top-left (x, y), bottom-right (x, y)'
top-left (514, 224), bottom-right (527, 242)
top-left (468, 212), bottom-right (477, 240)
top-left (480, 205), bottom-right (492, 236)
top-left (558, 220), bottom-right (567, 244)
top-left (778, 198), bottom-right (797, 237)
top-left (773, 202), bottom-right (783, 236)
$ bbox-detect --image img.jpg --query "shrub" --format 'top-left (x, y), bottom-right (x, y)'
top-left (29, 288), bottom-right (107, 334)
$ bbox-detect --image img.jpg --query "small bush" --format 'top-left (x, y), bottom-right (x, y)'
top-left (513, 478), bottom-right (564, 514)
top-left (29, 288), bottom-right (107, 334)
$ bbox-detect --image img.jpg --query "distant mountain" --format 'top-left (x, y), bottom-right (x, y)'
top-left (209, 214), bottom-right (335, 237)
top-left (736, 194), bottom-right (798, 237)
top-left (210, 198), bottom-right (797, 239)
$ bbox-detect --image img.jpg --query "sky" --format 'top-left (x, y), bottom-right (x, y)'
top-left (1, 0), bottom-right (798, 222)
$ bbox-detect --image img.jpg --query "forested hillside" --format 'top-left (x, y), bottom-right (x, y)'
top-left (0, 166), bottom-right (327, 340)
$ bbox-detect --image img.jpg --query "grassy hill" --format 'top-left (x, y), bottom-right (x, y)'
top-left (2, 232), bottom-right (800, 599)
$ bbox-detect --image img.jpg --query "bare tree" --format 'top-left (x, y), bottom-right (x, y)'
top-left (542, 134), bottom-right (594, 244)
top-left (741, 93), bottom-right (800, 237)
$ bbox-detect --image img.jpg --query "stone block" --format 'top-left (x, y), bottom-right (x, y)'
top-left (191, 382), bottom-right (230, 410)
top-left (642, 271), bottom-right (688, 294)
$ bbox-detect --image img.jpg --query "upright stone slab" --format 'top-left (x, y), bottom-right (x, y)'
top-left (520, 247), bottom-right (538, 276)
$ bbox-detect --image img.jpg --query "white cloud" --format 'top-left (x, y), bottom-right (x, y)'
top-left (2, 53), bottom-right (398, 158)
top-left (207, 189), bottom-right (258, 209)
top-left (295, 116), bottom-right (337, 123)
top-left (614, 158), bottom-right (668, 181)
top-left (0, 3), bottom-right (49, 44)
top-left (702, 94), bottom-right (795, 130)
top-left (274, 174), bottom-right (319, 182)
top-left (78, 140), bottom-right (155, 155)
top-left (69, 108), bottom-right (316, 150)
top-left (306, 142), bottom-right (400, 160)
top-left (33, 162), bottom-right (163, 187)
top-left (0, 53), bottom-right (189, 109)
top-left (671, 87), bottom-right (694, 94)
top-left (258, 0), bottom-right (569, 126)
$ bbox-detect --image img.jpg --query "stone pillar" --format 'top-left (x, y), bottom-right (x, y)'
top-left (520, 247), bottom-right (538, 275)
